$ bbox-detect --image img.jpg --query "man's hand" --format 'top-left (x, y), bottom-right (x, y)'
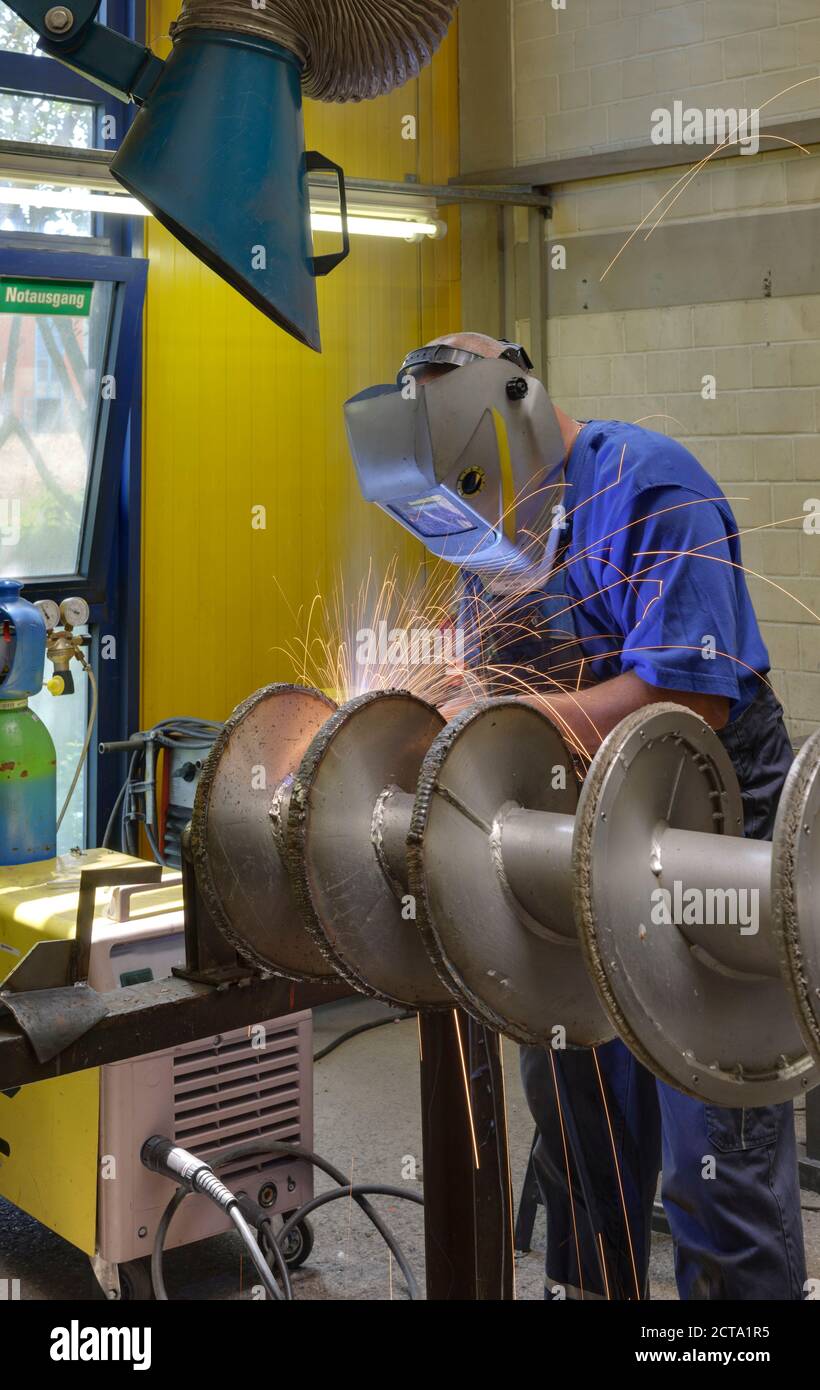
top-left (438, 692), bottom-right (473, 721)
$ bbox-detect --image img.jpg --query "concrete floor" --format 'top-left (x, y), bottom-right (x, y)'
top-left (2, 995), bottom-right (819, 1300)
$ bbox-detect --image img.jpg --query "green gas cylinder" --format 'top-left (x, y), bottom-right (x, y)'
top-left (0, 699), bottom-right (57, 864)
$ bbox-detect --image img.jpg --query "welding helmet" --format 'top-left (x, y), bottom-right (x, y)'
top-left (344, 344), bottom-right (568, 590)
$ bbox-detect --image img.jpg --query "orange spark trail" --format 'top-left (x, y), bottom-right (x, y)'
top-left (601, 76), bottom-right (820, 281)
top-left (453, 1010), bottom-right (480, 1170)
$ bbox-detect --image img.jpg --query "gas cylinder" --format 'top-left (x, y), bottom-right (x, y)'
top-left (0, 579), bottom-right (56, 864)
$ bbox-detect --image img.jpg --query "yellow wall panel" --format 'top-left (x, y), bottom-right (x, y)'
top-left (141, 6), bottom-right (461, 726)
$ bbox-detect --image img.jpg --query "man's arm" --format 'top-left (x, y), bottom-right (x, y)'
top-left (444, 675), bottom-right (733, 761)
top-left (518, 671), bottom-right (730, 757)
top-left (439, 672), bottom-right (729, 756)
top-left (441, 484), bottom-right (750, 750)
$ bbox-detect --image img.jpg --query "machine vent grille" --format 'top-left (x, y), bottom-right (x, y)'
top-left (163, 804), bottom-right (193, 868)
top-left (172, 1023), bottom-right (303, 1181)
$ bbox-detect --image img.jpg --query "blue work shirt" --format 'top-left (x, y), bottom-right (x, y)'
top-left (465, 420), bottom-right (769, 719)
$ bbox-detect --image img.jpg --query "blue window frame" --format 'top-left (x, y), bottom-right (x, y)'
top-left (1, 3), bottom-right (147, 846)
top-left (0, 0), bottom-right (141, 153)
top-left (1, 237), bottom-right (147, 846)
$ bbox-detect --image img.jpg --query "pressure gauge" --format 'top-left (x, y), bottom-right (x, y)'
top-left (60, 596), bottom-right (90, 628)
top-left (35, 598), bottom-right (61, 632)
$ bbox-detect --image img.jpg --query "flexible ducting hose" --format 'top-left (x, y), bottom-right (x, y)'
top-left (170, 0), bottom-right (459, 102)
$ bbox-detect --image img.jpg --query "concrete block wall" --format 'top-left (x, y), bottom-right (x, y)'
top-left (508, 151), bottom-right (820, 735)
top-left (495, 0), bottom-right (820, 736)
top-left (513, 0), bottom-right (820, 164)
top-left (543, 297), bottom-right (820, 737)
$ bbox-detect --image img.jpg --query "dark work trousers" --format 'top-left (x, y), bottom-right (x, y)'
top-left (520, 685), bottom-right (808, 1300)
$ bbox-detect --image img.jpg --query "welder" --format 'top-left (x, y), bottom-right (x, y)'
top-left (345, 330), bottom-right (806, 1301)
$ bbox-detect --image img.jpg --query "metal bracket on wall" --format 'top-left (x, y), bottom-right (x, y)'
top-left (501, 203), bottom-right (550, 383)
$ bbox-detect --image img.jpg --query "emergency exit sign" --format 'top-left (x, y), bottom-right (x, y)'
top-left (0, 278), bottom-right (93, 316)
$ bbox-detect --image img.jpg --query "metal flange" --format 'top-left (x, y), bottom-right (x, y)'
top-left (285, 690), bottom-right (453, 1009)
top-left (190, 683), bottom-right (338, 980)
top-left (573, 704), bottom-right (816, 1107)
top-left (772, 729), bottom-right (820, 1067)
top-left (407, 699), bottom-right (612, 1046)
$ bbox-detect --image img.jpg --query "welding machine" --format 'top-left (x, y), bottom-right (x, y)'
top-left (0, 850), bottom-right (314, 1300)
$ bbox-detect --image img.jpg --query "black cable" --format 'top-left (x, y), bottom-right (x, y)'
top-left (229, 1205), bottom-right (283, 1301)
top-left (106, 719), bottom-right (222, 858)
top-left (313, 1010), bottom-right (415, 1062)
top-left (278, 1185), bottom-right (423, 1238)
top-left (143, 819), bottom-right (164, 866)
top-left (257, 1215), bottom-right (294, 1300)
top-left (226, 1140), bottom-right (421, 1297)
top-left (101, 776), bottom-right (128, 849)
top-left (236, 1193), bottom-right (294, 1299)
top-left (143, 1137), bottom-right (280, 1302)
top-left (150, 1184), bottom-right (191, 1301)
top-left (101, 749), bottom-right (140, 851)
top-left (122, 747), bottom-right (141, 856)
top-left (149, 1138), bottom-right (423, 1301)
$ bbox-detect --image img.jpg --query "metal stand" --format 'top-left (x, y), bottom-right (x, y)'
top-left (800, 1086), bottom-right (820, 1195)
top-left (419, 1010), bottom-right (514, 1300)
top-left (175, 826), bottom-right (255, 985)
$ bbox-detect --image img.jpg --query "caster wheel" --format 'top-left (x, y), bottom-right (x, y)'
top-left (280, 1216), bottom-right (314, 1270)
top-left (116, 1258), bottom-right (155, 1301)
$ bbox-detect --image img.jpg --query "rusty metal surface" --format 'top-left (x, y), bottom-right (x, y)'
top-left (0, 984), bottom-right (108, 1064)
top-left (285, 691), bottom-right (453, 1009)
top-left (190, 683), bottom-right (338, 981)
top-left (0, 972), bottom-right (344, 1088)
top-left (0, 939), bottom-right (74, 992)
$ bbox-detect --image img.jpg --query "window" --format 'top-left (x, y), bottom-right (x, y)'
top-left (1, 250), bottom-right (146, 848)
top-left (1, 3), bottom-right (147, 849)
top-left (0, 279), bottom-right (115, 577)
top-left (0, 5), bottom-right (38, 55)
top-left (0, 90), bottom-right (97, 235)
top-left (0, 2), bottom-right (137, 236)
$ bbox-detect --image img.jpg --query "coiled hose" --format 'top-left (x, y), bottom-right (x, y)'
top-left (170, 0), bottom-right (459, 102)
top-left (147, 1137), bottom-right (424, 1300)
